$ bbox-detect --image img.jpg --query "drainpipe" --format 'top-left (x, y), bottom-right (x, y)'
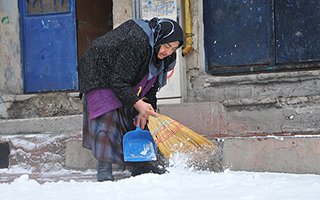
top-left (182, 0), bottom-right (193, 56)
top-left (132, 0), bottom-right (140, 19)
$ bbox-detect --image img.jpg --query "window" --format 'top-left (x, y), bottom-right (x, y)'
top-left (26, 0), bottom-right (70, 16)
top-left (203, 0), bottom-right (320, 75)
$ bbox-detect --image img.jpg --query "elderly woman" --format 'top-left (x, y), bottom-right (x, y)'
top-left (78, 17), bottom-right (184, 182)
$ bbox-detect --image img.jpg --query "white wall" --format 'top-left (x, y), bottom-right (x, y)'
top-left (0, 1), bottom-right (23, 94)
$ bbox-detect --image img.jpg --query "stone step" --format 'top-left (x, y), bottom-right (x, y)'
top-left (222, 135), bottom-right (320, 174)
top-left (0, 170), bottom-right (132, 184)
top-left (0, 115), bottom-right (82, 135)
top-left (66, 135), bottom-right (320, 174)
top-left (1, 103), bottom-right (320, 174)
top-left (2, 125), bottom-right (320, 174)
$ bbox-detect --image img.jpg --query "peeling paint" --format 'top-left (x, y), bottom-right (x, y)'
top-left (1, 16), bottom-right (9, 24)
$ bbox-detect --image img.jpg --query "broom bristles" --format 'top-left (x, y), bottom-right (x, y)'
top-left (148, 114), bottom-right (217, 158)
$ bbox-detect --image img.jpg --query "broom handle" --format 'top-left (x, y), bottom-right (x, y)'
top-left (134, 116), bottom-right (143, 131)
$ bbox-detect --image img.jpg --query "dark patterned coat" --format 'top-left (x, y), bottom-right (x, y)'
top-left (78, 20), bottom-right (158, 108)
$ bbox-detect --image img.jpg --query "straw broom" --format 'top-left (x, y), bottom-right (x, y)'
top-left (147, 114), bottom-right (217, 158)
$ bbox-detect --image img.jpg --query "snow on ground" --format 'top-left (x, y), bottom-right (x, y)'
top-left (1, 155), bottom-right (320, 200)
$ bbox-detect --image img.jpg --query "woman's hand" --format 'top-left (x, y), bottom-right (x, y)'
top-left (133, 99), bottom-right (158, 129)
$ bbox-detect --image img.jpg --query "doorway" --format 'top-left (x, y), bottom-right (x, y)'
top-left (20, 0), bottom-right (113, 93)
top-left (20, 0), bottom-right (79, 93)
top-left (76, 0), bottom-right (113, 59)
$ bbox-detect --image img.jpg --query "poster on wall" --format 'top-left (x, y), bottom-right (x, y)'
top-left (141, 0), bottom-right (177, 19)
top-left (140, 0), bottom-right (182, 104)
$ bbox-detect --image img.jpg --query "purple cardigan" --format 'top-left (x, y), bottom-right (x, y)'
top-left (86, 74), bottom-right (157, 119)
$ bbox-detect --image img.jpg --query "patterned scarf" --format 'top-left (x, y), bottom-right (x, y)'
top-left (134, 18), bottom-right (184, 88)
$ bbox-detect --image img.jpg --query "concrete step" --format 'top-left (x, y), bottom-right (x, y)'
top-left (2, 126), bottom-right (320, 174)
top-left (222, 135), bottom-right (320, 174)
top-left (65, 135), bottom-right (320, 174)
top-left (0, 170), bottom-right (132, 184)
top-left (1, 104), bottom-right (320, 174)
top-left (0, 114), bottom-right (82, 135)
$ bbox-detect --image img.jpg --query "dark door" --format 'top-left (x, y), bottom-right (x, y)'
top-left (203, 0), bottom-right (320, 75)
top-left (203, 0), bottom-right (273, 74)
top-left (275, 0), bottom-right (320, 63)
top-left (76, 0), bottom-right (113, 58)
top-left (20, 0), bottom-right (78, 93)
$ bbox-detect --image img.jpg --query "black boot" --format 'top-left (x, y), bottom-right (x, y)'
top-left (130, 162), bottom-right (167, 177)
top-left (97, 161), bottom-right (114, 182)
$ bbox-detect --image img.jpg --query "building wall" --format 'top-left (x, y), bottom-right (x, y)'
top-left (0, 1), bottom-right (22, 94)
top-left (179, 0), bottom-right (320, 136)
top-left (1, 0), bottom-right (320, 136)
top-left (113, 0), bottom-right (132, 27)
top-left (0, 0), bottom-right (132, 96)
top-left (1, 0), bottom-right (320, 174)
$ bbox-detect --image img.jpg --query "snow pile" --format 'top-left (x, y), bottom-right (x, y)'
top-left (1, 154), bottom-right (320, 200)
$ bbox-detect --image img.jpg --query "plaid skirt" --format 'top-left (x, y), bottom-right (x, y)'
top-left (82, 96), bottom-right (135, 164)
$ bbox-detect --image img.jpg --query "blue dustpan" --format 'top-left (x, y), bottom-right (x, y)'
top-left (123, 126), bottom-right (157, 162)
